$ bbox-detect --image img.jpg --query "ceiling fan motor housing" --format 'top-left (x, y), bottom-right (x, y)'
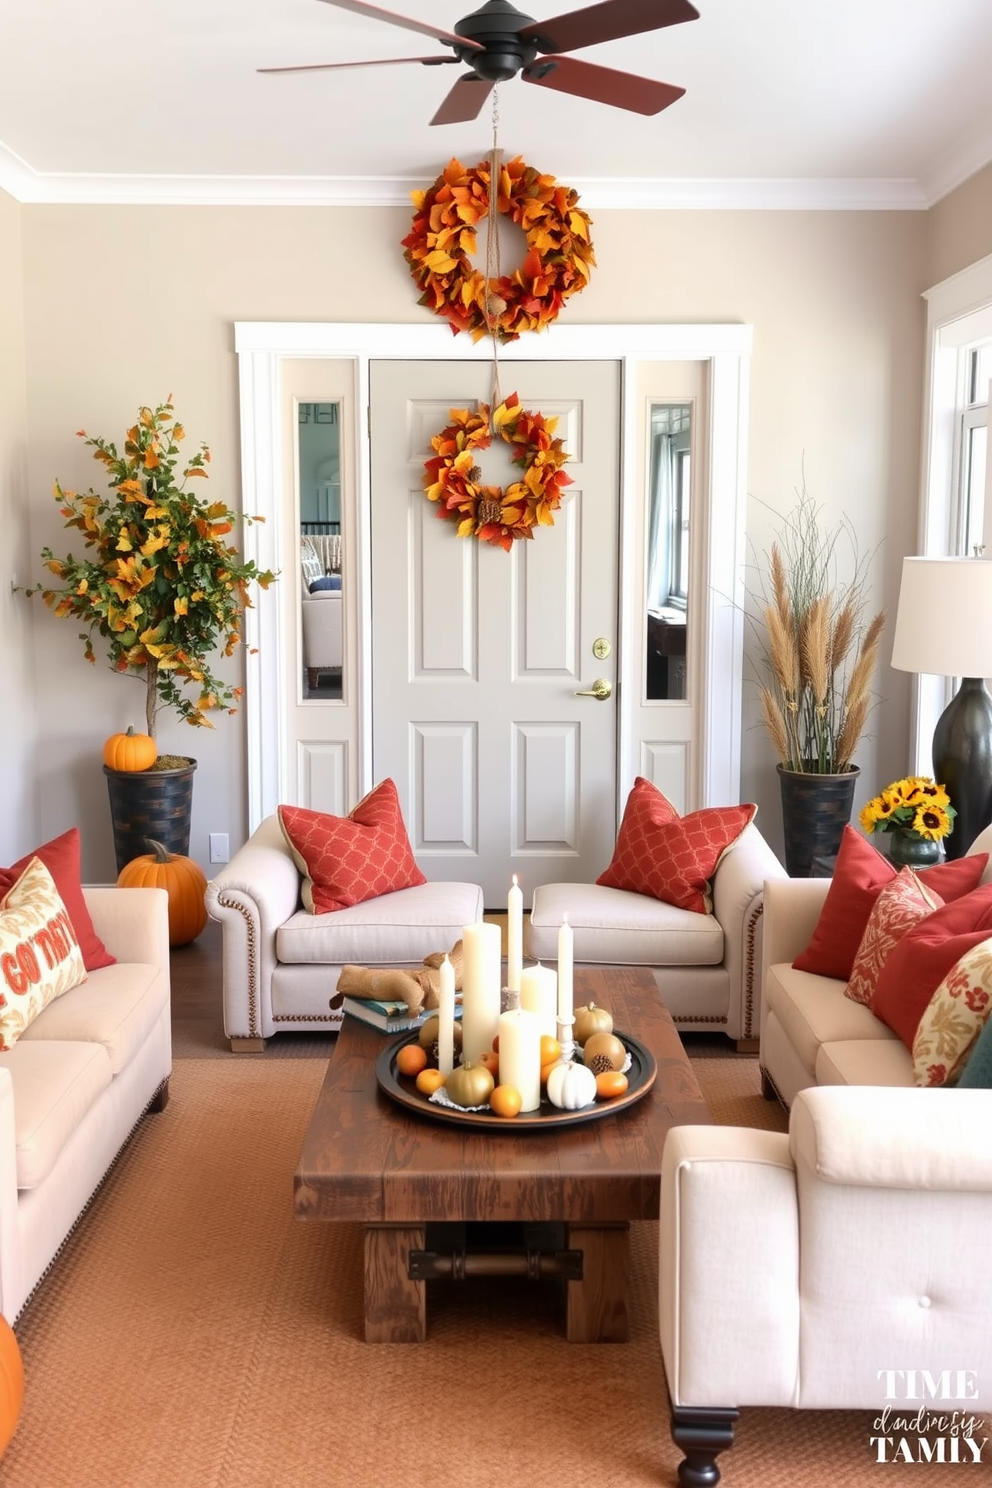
top-left (454, 0), bottom-right (540, 81)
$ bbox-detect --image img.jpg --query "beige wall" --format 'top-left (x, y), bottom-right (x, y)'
top-left (1, 178), bottom-right (981, 879)
top-left (927, 161), bottom-right (992, 287)
top-left (0, 186), bottom-right (36, 862)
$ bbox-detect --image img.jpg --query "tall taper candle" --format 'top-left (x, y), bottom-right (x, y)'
top-left (519, 962), bottom-right (558, 1040)
top-left (557, 914), bottom-right (574, 1026)
top-left (460, 921), bottom-right (502, 1062)
top-left (507, 875), bottom-right (523, 993)
top-left (497, 1007), bottom-right (542, 1112)
top-left (437, 954), bottom-right (456, 1076)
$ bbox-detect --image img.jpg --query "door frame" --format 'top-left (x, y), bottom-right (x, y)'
top-left (235, 321), bottom-right (753, 833)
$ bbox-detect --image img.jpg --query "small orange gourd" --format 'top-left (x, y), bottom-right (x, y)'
top-left (103, 726), bottom-right (157, 773)
top-left (117, 839), bottom-right (208, 947)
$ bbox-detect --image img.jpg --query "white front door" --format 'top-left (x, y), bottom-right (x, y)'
top-left (370, 360), bottom-right (620, 906)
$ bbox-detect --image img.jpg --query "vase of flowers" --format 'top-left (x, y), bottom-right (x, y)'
top-left (28, 397), bottom-right (276, 869)
top-left (753, 481), bottom-right (886, 875)
top-left (859, 776), bottom-right (956, 868)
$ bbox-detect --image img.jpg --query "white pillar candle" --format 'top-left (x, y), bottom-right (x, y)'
top-left (519, 962), bottom-right (558, 1041)
top-left (497, 1007), bottom-right (542, 1112)
top-left (460, 921), bottom-right (502, 1063)
top-left (507, 875), bottom-right (523, 994)
top-left (436, 954), bottom-right (456, 1076)
top-left (557, 915), bottom-right (574, 1027)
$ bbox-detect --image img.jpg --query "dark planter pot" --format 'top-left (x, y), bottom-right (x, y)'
top-left (777, 763), bottom-right (860, 878)
top-left (104, 760), bottom-right (197, 874)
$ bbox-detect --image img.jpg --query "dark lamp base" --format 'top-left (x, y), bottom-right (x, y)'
top-left (932, 677), bottom-right (992, 860)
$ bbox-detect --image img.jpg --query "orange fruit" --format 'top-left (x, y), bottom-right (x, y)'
top-left (595, 1070), bottom-right (629, 1100)
top-left (396, 1043), bottom-right (428, 1078)
top-left (415, 1068), bottom-right (446, 1095)
top-left (479, 1050), bottom-right (500, 1078)
top-left (539, 1034), bottom-right (561, 1065)
top-left (489, 1084), bottom-right (522, 1119)
top-left (541, 1058), bottom-right (561, 1085)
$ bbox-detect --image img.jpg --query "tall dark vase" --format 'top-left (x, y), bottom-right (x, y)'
top-left (777, 763), bottom-right (860, 878)
top-left (104, 760), bottom-right (197, 874)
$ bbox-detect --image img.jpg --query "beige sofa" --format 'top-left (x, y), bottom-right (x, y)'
top-left (528, 824), bottom-right (787, 1047)
top-left (660, 1084), bottom-right (992, 1484)
top-left (205, 814), bottom-right (484, 1049)
top-left (760, 826), bottom-right (992, 1105)
top-left (0, 885), bottom-right (171, 1322)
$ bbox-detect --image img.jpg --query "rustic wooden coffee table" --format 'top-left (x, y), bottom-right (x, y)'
top-left (295, 965), bottom-right (709, 1343)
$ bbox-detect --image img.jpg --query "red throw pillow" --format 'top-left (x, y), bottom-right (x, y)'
top-left (0, 827), bottom-right (115, 972)
top-left (793, 825), bottom-right (988, 981)
top-left (845, 868), bottom-right (943, 1007)
top-left (872, 883), bottom-right (992, 1049)
top-left (278, 780), bottom-right (426, 914)
top-left (596, 776), bottom-right (756, 914)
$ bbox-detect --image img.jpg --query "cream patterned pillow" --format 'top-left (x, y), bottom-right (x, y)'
top-left (0, 857), bottom-right (87, 1050)
top-left (845, 867), bottom-right (943, 1007)
top-left (912, 936), bottom-right (992, 1087)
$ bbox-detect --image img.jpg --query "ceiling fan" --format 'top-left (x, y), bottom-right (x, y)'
top-left (259, 0), bottom-right (700, 126)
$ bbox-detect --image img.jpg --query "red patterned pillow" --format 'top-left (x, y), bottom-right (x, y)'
top-left (912, 938), bottom-right (992, 1087)
top-left (278, 780), bottom-right (425, 914)
top-left (596, 777), bottom-right (756, 914)
top-left (845, 868), bottom-right (943, 1007)
top-left (793, 825), bottom-right (987, 981)
top-left (0, 827), bottom-right (114, 972)
top-left (871, 884), bottom-right (992, 1048)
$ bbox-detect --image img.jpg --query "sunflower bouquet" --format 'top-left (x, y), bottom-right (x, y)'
top-left (859, 776), bottom-right (956, 843)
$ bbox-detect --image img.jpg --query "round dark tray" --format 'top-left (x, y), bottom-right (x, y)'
top-left (375, 1027), bottom-right (657, 1130)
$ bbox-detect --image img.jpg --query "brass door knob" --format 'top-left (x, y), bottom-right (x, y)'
top-left (575, 678), bottom-right (613, 700)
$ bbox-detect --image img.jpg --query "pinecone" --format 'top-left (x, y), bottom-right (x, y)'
top-left (589, 1053), bottom-right (614, 1075)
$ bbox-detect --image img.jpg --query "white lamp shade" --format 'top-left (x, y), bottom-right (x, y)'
top-left (890, 557), bottom-right (992, 678)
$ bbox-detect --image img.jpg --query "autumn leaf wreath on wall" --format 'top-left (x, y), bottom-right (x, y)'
top-left (409, 156), bottom-right (587, 548)
top-left (423, 394), bottom-right (573, 551)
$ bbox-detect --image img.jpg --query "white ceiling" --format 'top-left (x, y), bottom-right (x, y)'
top-left (2, 0), bottom-right (992, 209)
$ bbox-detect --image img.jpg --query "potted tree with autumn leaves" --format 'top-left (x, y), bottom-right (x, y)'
top-left (31, 396), bottom-right (276, 879)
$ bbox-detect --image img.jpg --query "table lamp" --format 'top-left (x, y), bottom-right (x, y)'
top-left (890, 556), bottom-right (992, 859)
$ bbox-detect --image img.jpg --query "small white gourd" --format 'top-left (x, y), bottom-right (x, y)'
top-left (546, 1060), bottom-right (597, 1111)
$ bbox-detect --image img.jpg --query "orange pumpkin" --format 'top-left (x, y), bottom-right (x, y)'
top-left (0, 1316), bottom-right (23, 1456)
top-left (117, 839), bottom-right (208, 947)
top-left (103, 726), bottom-right (157, 773)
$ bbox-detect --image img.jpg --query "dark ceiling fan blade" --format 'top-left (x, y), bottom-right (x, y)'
top-left (522, 54), bottom-right (684, 114)
top-left (259, 54), bottom-right (457, 74)
top-left (430, 72), bottom-right (495, 125)
top-left (519, 0), bottom-right (698, 56)
top-left (314, 0), bottom-right (483, 51)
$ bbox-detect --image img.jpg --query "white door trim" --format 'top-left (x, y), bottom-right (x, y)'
top-left (235, 321), bottom-right (753, 832)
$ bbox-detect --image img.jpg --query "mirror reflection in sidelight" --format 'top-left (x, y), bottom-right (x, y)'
top-left (646, 403), bottom-right (691, 701)
top-left (298, 401), bottom-right (343, 701)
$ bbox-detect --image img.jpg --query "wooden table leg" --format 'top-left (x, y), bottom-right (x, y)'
top-left (364, 1225), bottom-right (426, 1343)
top-left (564, 1221), bottom-right (629, 1342)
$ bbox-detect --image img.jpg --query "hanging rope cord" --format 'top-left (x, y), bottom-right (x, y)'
top-left (483, 89), bottom-right (504, 421)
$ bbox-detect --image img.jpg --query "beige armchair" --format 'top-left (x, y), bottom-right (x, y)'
top-left (659, 1085), bottom-right (992, 1483)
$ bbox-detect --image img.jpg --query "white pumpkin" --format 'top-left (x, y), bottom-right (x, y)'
top-left (546, 1060), bottom-right (597, 1111)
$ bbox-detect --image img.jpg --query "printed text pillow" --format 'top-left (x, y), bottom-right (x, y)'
top-left (793, 825), bottom-right (987, 981)
top-left (596, 777), bottom-right (756, 914)
top-left (0, 827), bottom-right (114, 972)
top-left (278, 780), bottom-right (426, 914)
top-left (871, 883), bottom-right (992, 1048)
top-left (845, 868), bottom-right (943, 1007)
top-left (0, 857), bottom-right (88, 1050)
top-left (912, 937), bottom-right (992, 1087)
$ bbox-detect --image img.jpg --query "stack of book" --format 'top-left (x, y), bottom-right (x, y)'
top-left (342, 995), bottom-right (463, 1034)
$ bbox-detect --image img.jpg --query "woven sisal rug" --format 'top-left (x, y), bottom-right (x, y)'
top-left (0, 1057), bottom-right (941, 1486)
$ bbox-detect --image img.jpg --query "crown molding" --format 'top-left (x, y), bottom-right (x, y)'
top-left (0, 142), bottom-right (930, 211)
